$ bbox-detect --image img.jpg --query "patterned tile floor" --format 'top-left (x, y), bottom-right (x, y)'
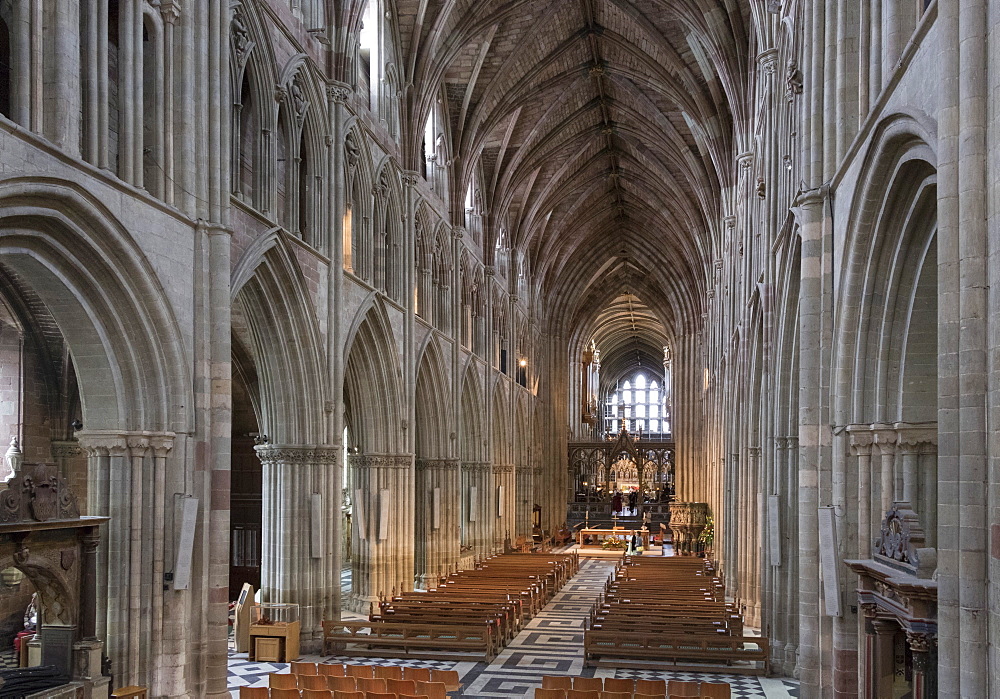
top-left (229, 556), bottom-right (799, 698)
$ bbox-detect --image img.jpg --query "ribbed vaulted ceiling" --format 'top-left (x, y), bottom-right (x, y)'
top-left (394, 0), bottom-right (750, 350)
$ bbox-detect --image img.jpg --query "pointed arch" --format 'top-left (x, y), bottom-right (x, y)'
top-left (415, 335), bottom-right (450, 459)
top-left (344, 298), bottom-right (404, 453)
top-left (231, 230), bottom-right (327, 444)
top-left (459, 363), bottom-right (485, 462)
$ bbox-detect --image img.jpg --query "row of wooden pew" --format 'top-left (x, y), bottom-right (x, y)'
top-left (535, 676), bottom-right (731, 698)
top-left (323, 552), bottom-right (579, 661)
top-left (583, 556), bottom-right (768, 675)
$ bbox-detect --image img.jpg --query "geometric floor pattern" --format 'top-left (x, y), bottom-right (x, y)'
top-left (228, 556), bottom-right (800, 698)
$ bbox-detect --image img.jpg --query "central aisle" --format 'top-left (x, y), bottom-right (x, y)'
top-left (456, 558), bottom-right (615, 696)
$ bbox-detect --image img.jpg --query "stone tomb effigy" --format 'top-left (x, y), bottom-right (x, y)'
top-left (0, 461), bottom-right (108, 698)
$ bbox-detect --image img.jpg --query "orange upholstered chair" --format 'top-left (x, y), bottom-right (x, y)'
top-left (542, 676), bottom-right (573, 691)
top-left (699, 683), bottom-right (732, 698)
top-left (573, 677), bottom-right (604, 692)
top-left (667, 680), bottom-right (700, 696)
top-left (319, 664), bottom-right (348, 677)
top-left (292, 661), bottom-right (319, 675)
top-left (386, 679), bottom-right (416, 695)
top-left (635, 679), bottom-right (667, 695)
top-left (403, 668), bottom-right (432, 683)
top-left (346, 665), bottom-right (376, 680)
top-left (535, 690), bottom-right (567, 699)
top-left (428, 669), bottom-right (460, 692)
top-left (269, 673), bottom-right (298, 690)
top-left (603, 678), bottom-right (634, 694)
top-left (238, 688), bottom-right (269, 699)
top-left (413, 680), bottom-right (447, 699)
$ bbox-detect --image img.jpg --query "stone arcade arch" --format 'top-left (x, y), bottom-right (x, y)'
top-left (231, 229), bottom-right (336, 651)
top-left (414, 337), bottom-right (457, 586)
top-left (343, 299), bottom-right (411, 611)
top-left (834, 118), bottom-right (939, 697)
top-left (0, 180), bottom-right (195, 690)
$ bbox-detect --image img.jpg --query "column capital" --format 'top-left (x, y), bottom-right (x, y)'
top-left (76, 431), bottom-right (129, 458)
top-left (492, 463), bottom-right (514, 474)
top-left (893, 423), bottom-right (937, 452)
top-left (256, 444), bottom-right (342, 466)
top-left (348, 453), bottom-right (412, 470)
top-left (415, 458), bottom-right (460, 473)
top-left (906, 631), bottom-right (935, 654)
top-left (327, 82), bottom-right (352, 104)
top-left (870, 424), bottom-right (898, 449)
top-left (149, 433), bottom-right (175, 458)
top-left (846, 424), bottom-right (875, 453)
top-left (126, 436), bottom-right (151, 455)
top-left (461, 461), bottom-right (491, 474)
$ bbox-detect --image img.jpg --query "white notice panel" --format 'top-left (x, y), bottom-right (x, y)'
top-left (310, 493), bottom-right (323, 559)
top-left (432, 487), bottom-right (441, 530)
top-left (173, 497), bottom-right (199, 590)
top-left (768, 495), bottom-right (781, 565)
top-left (378, 489), bottom-right (390, 540)
top-left (354, 488), bottom-right (366, 541)
top-left (469, 486), bottom-right (477, 522)
top-left (818, 506), bottom-right (842, 617)
top-left (496, 485), bottom-right (503, 518)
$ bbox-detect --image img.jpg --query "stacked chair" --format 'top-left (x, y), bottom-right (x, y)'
top-left (535, 676), bottom-right (732, 698)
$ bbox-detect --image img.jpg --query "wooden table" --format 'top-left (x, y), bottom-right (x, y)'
top-left (577, 527), bottom-right (650, 548)
top-left (249, 620), bottom-right (300, 662)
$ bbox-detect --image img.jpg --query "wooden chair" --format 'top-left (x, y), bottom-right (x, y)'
top-left (535, 690), bottom-right (567, 699)
top-left (399, 695), bottom-right (431, 699)
top-left (699, 683), bottom-right (731, 698)
top-left (375, 666), bottom-right (404, 681)
top-left (301, 690), bottom-right (334, 699)
top-left (270, 673), bottom-right (299, 690)
top-left (667, 680), bottom-right (700, 697)
top-left (356, 677), bottom-right (388, 694)
top-left (633, 695), bottom-right (663, 699)
top-left (567, 690), bottom-right (601, 699)
top-left (269, 690), bottom-right (301, 699)
top-left (428, 669), bottom-right (460, 692)
top-left (293, 661), bottom-right (320, 675)
top-left (600, 693), bottom-right (631, 699)
top-left (573, 677), bottom-right (604, 692)
top-left (346, 665), bottom-right (376, 679)
top-left (635, 679), bottom-right (667, 695)
top-left (542, 676), bottom-right (573, 691)
top-left (300, 674), bottom-right (331, 690)
top-left (603, 678), bottom-right (634, 694)
top-left (238, 688), bottom-right (269, 699)
top-left (364, 694), bottom-right (397, 699)
top-left (332, 692), bottom-right (365, 699)
top-left (413, 680), bottom-right (447, 699)
top-left (403, 668), bottom-right (432, 683)
top-left (327, 676), bottom-right (359, 692)
top-left (320, 664), bottom-right (348, 677)
top-left (386, 679), bottom-right (416, 695)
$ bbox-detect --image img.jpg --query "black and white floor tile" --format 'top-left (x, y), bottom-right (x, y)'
top-left (228, 554), bottom-right (799, 698)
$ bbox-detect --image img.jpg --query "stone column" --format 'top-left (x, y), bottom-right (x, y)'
top-left (347, 454), bottom-right (415, 613)
top-left (847, 427), bottom-right (875, 557)
top-left (461, 462), bottom-right (493, 556)
top-left (256, 444), bottom-right (342, 648)
top-left (895, 424), bottom-right (936, 514)
top-left (415, 459), bottom-right (460, 587)
top-left (493, 463), bottom-right (516, 548)
top-left (871, 425), bottom-right (897, 521)
top-left (515, 464), bottom-right (534, 538)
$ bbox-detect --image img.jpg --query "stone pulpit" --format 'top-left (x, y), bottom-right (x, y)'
top-left (667, 502), bottom-right (709, 556)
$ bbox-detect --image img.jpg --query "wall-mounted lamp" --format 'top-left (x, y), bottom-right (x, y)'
top-left (518, 358), bottom-right (528, 368)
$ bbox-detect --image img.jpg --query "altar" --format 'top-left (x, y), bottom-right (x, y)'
top-left (577, 527), bottom-right (650, 549)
